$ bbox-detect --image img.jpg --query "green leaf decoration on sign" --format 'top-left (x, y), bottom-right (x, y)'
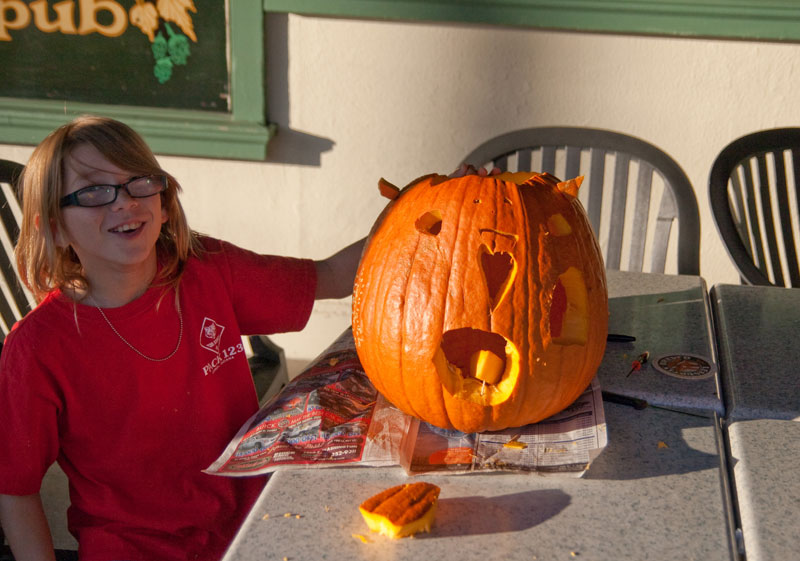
top-left (154, 57), bottom-right (174, 84)
top-left (165, 23), bottom-right (191, 66)
top-left (131, 0), bottom-right (197, 84)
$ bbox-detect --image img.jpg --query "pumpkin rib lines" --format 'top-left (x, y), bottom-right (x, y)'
top-left (369, 202), bottom-right (413, 410)
top-left (508, 181), bottom-right (536, 427)
top-left (423, 180), bottom-right (466, 428)
top-left (540, 188), bottom-right (575, 418)
top-left (400, 230), bottom-right (427, 422)
top-left (393, 188), bottom-right (428, 418)
top-left (441, 177), bottom-right (486, 432)
top-left (402, 179), bottom-right (452, 425)
top-left (363, 227), bottom-right (394, 402)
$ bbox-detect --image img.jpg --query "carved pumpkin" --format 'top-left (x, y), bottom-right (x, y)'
top-left (352, 171), bottom-right (608, 433)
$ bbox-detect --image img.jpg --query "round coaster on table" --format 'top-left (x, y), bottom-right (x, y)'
top-left (652, 354), bottom-right (715, 380)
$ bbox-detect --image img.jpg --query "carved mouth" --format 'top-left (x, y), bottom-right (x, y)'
top-left (434, 327), bottom-right (520, 406)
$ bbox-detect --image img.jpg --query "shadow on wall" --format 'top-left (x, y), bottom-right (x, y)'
top-left (264, 13), bottom-right (334, 166)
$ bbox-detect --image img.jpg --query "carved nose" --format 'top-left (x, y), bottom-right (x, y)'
top-left (479, 246), bottom-right (516, 311)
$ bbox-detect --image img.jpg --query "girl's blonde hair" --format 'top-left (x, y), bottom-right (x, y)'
top-left (15, 115), bottom-right (202, 303)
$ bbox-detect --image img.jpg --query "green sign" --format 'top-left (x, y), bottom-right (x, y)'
top-left (0, 1), bottom-right (229, 112)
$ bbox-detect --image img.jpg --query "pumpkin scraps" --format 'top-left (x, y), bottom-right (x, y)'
top-left (359, 483), bottom-right (441, 539)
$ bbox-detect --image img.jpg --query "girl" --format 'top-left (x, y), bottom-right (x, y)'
top-left (0, 116), bottom-right (364, 561)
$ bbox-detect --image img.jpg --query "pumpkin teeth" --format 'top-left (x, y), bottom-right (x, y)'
top-left (478, 229), bottom-right (518, 252)
top-left (470, 349), bottom-right (505, 385)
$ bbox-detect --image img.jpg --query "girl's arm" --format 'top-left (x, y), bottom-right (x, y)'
top-left (0, 493), bottom-right (56, 561)
top-left (314, 238), bottom-right (366, 300)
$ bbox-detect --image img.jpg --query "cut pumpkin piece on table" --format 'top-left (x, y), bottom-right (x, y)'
top-left (359, 482), bottom-right (441, 538)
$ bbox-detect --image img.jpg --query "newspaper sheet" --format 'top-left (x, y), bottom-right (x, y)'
top-left (207, 328), bottom-right (607, 478)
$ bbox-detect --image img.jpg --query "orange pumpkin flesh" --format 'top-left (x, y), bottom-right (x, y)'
top-left (352, 171), bottom-right (608, 433)
top-left (359, 482), bottom-right (440, 538)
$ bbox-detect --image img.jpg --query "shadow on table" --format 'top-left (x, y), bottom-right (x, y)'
top-left (585, 403), bottom-right (722, 480)
top-left (430, 489), bottom-right (571, 537)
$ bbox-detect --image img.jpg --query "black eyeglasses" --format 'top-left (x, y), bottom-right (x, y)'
top-left (60, 175), bottom-right (168, 208)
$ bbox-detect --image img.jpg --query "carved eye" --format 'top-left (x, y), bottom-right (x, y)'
top-left (547, 213), bottom-right (573, 236)
top-left (416, 211), bottom-right (442, 235)
top-left (550, 267), bottom-right (589, 345)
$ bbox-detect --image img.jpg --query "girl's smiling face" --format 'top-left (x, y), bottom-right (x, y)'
top-left (57, 143), bottom-right (168, 291)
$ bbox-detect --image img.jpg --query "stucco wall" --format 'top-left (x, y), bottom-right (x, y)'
top-left (3, 14), bottom-right (799, 366)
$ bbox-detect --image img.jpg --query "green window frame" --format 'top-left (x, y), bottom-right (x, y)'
top-left (264, 0), bottom-right (800, 42)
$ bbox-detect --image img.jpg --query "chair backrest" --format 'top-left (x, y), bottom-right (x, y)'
top-left (460, 127), bottom-right (701, 275)
top-left (0, 159), bottom-right (32, 343)
top-left (709, 128), bottom-right (800, 287)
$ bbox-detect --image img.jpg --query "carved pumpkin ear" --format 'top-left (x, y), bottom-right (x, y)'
top-left (378, 178), bottom-right (400, 200)
top-left (556, 176), bottom-right (584, 198)
top-left (379, 174), bottom-right (449, 200)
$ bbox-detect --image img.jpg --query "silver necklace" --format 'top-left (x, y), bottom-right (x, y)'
top-left (95, 293), bottom-right (183, 362)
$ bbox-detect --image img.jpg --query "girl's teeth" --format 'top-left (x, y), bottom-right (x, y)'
top-left (113, 223), bottom-right (142, 233)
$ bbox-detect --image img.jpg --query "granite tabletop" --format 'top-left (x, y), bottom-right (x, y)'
top-left (599, 270), bottom-right (722, 416)
top-left (727, 419), bottom-right (800, 561)
top-left (223, 402), bottom-right (736, 561)
top-left (711, 283), bottom-right (800, 421)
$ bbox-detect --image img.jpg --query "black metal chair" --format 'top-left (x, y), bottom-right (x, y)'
top-left (709, 128), bottom-right (800, 287)
top-left (460, 127), bottom-right (701, 275)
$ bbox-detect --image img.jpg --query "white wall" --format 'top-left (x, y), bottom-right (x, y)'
top-left (3, 14), bottom-right (799, 367)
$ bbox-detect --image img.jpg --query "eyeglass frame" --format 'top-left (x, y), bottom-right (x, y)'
top-left (59, 174), bottom-right (168, 208)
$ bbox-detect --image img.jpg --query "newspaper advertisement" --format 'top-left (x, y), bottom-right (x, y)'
top-left (401, 380), bottom-right (606, 476)
top-left (207, 328), bottom-right (607, 478)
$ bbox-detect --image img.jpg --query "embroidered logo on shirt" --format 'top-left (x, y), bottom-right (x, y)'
top-left (200, 317), bottom-right (225, 354)
top-left (199, 317), bottom-right (245, 376)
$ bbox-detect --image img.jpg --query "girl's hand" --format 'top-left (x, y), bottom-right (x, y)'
top-left (449, 164), bottom-right (503, 178)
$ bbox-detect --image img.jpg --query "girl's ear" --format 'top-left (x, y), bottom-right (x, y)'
top-left (37, 213), bottom-right (69, 248)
